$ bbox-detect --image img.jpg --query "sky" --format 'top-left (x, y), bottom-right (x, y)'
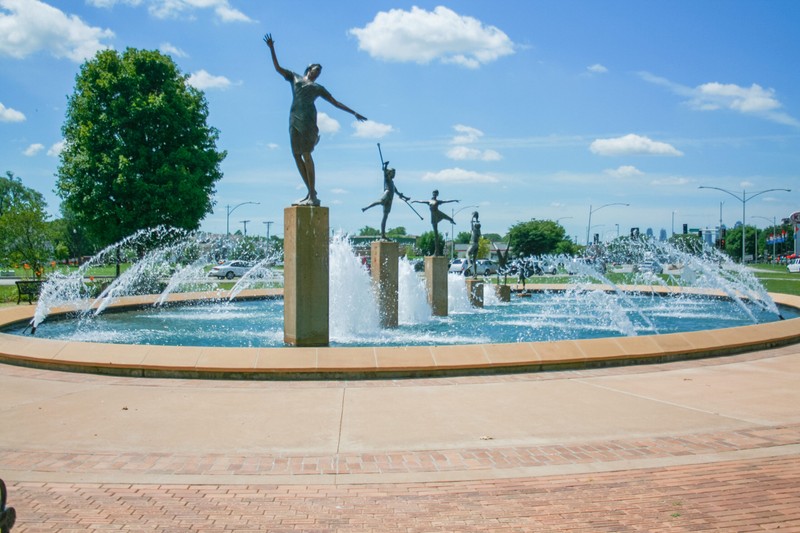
top-left (2, 0), bottom-right (799, 244)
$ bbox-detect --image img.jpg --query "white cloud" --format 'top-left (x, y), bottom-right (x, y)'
top-left (446, 146), bottom-right (502, 161)
top-left (47, 140), bottom-right (65, 156)
top-left (650, 176), bottom-right (690, 186)
top-left (0, 0), bottom-right (114, 62)
top-left (23, 143), bottom-right (44, 156)
top-left (353, 120), bottom-right (393, 139)
top-left (447, 125), bottom-right (501, 160)
top-left (451, 124), bottom-right (483, 144)
top-left (331, 188), bottom-right (347, 195)
top-left (266, 143), bottom-right (279, 150)
top-left (186, 69), bottom-right (232, 90)
top-left (587, 64), bottom-right (608, 74)
top-left (590, 134), bottom-right (683, 157)
top-left (421, 167), bottom-right (498, 184)
top-left (604, 165), bottom-right (643, 178)
top-left (640, 71), bottom-right (799, 127)
top-left (316, 112), bottom-right (340, 134)
top-left (87, 0), bottom-right (253, 22)
top-left (160, 42), bottom-right (187, 57)
top-left (349, 6), bottom-right (514, 69)
top-left (0, 102), bottom-right (25, 122)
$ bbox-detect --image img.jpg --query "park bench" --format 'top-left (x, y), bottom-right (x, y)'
top-left (15, 280), bottom-right (43, 305)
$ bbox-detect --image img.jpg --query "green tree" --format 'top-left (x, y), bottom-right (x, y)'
top-left (386, 226), bottom-right (406, 236)
top-left (56, 48), bottom-right (226, 249)
top-left (0, 172), bottom-right (52, 274)
top-left (416, 231), bottom-right (445, 257)
top-left (358, 225), bottom-right (380, 236)
top-left (506, 219), bottom-right (567, 257)
top-left (455, 231), bottom-right (471, 244)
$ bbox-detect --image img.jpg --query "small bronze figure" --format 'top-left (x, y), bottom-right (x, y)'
top-left (362, 161), bottom-right (411, 239)
top-left (264, 33), bottom-right (367, 207)
top-left (467, 211), bottom-right (481, 277)
top-left (413, 190), bottom-right (459, 256)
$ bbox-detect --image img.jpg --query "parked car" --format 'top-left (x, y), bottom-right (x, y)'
top-left (637, 260), bottom-right (664, 274)
top-left (465, 259), bottom-right (498, 276)
top-left (208, 260), bottom-right (253, 280)
top-left (788, 258), bottom-right (800, 273)
top-left (448, 258), bottom-right (468, 274)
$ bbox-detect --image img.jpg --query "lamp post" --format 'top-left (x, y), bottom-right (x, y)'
top-left (752, 215), bottom-right (778, 262)
top-left (699, 187), bottom-right (791, 264)
top-left (263, 220), bottom-right (274, 241)
top-left (450, 205), bottom-right (479, 260)
top-left (225, 202), bottom-right (260, 235)
top-left (586, 203), bottom-right (629, 246)
top-left (240, 219), bottom-right (250, 236)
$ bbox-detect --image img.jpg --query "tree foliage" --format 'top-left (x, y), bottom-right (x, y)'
top-left (358, 225), bottom-right (380, 236)
top-left (0, 172), bottom-right (52, 273)
top-left (56, 48), bottom-right (226, 248)
top-left (416, 231), bottom-right (445, 257)
top-left (506, 219), bottom-right (567, 257)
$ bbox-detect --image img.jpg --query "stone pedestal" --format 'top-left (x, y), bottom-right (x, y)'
top-left (495, 284), bottom-right (511, 302)
top-left (465, 278), bottom-right (484, 308)
top-left (425, 256), bottom-right (448, 317)
top-left (371, 241), bottom-right (399, 328)
top-left (283, 206), bottom-right (329, 346)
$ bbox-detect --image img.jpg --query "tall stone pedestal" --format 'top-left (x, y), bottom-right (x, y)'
top-left (425, 256), bottom-right (449, 317)
top-left (283, 206), bottom-right (329, 346)
top-left (466, 278), bottom-right (484, 308)
top-left (495, 284), bottom-right (511, 302)
top-left (371, 241), bottom-right (399, 328)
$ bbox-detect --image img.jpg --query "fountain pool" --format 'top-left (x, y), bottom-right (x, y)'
top-left (1, 230), bottom-right (799, 378)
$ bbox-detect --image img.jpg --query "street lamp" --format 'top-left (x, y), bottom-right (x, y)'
top-left (699, 186), bottom-right (791, 263)
top-left (263, 220), bottom-right (274, 241)
top-left (450, 205), bottom-right (479, 259)
top-left (752, 215), bottom-right (778, 262)
top-left (240, 219), bottom-right (250, 236)
top-left (225, 202), bottom-right (260, 235)
top-left (586, 203), bottom-right (629, 246)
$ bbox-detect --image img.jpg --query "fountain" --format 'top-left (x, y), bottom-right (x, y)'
top-left (0, 228), bottom-right (799, 378)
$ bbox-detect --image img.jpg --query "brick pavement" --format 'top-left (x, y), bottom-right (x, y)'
top-left (7, 455), bottom-right (800, 532)
top-left (3, 347), bottom-right (800, 531)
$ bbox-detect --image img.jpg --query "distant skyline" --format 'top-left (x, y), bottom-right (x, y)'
top-left (2, 0), bottom-right (798, 243)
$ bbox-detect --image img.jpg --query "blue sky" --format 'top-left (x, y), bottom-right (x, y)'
top-left (2, 0), bottom-right (799, 243)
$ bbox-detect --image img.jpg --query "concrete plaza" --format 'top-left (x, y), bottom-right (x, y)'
top-left (2, 342), bottom-right (800, 531)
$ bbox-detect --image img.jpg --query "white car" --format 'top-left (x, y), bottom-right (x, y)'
top-left (466, 259), bottom-right (498, 276)
top-left (208, 260), bottom-right (253, 280)
top-left (788, 258), bottom-right (800, 273)
top-left (448, 258), bottom-right (468, 274)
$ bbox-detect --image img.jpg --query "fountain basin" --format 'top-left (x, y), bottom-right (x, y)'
top-left (1, 285), bottom-right (799, 379)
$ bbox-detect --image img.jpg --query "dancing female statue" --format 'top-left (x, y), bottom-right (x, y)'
top-left (264, 33), bottom-right (367, 206)
top-left (467, 211), bottom-right (481, 277)
top-left (413, 190), bottom-right (459, 256)
top-left (362, 161), bottom-right (411, 239)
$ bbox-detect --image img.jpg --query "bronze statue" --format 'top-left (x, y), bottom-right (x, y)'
top-left (413, 190), bottom-right (459, 256)
top-left (264, 33), bottom-right (367, 207)
top-left (362, 161), bottom-right (411, 239)
top-left (467, 211), bottom-right (481, 277)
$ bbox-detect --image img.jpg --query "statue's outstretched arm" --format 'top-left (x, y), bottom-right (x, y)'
top-left (264, 33), bottom-right (291, 79)
top-left (321, 93), bottom-right (367, 122)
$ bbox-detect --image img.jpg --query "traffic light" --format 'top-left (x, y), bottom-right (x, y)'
top-left (682, 223), bottom-right (688, 234)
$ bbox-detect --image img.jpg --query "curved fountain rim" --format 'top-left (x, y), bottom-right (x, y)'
top-left (2, 284), bottom-right (799, 380)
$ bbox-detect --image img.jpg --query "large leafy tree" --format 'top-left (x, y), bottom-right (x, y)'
top-left (0, 172), bottom-right (52, 274)
top-left (506, 219), bottom-right (567, 257)
top-left (56, 48), bottom-right (226, 248)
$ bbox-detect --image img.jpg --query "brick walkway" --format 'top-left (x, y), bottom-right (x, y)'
top-left (8, 456), bottom-right (800, 532)
top-left (3, 347), bottom-right (800, 531)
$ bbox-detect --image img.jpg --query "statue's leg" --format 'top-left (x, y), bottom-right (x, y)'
top-left (302, 152), bottom-right (319, 205)
top-left (380, 209), bottom-right (389, 238)
top-left (292, 153), bottom-right (310, 203)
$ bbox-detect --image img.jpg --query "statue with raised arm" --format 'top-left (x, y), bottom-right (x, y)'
top-left (264, 33), bottom-right (367, 207)
top-left (467, 211), bottom-right (481, 277)
top-left (413, 190), bottom-right (459, 256)
top-left (362, 161), bottom-right (410, 240)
